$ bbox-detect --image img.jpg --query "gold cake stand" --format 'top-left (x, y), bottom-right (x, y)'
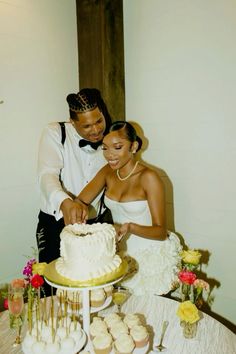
top-left (44, 259), bottom-right (128, 352)
top-left (44, 259), bottom-right (128, 288)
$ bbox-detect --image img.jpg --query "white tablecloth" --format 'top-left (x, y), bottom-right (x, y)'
top-left (102, 295), bottom-right (236, 354)
top-left (0, 295), bottom-right (235, 354)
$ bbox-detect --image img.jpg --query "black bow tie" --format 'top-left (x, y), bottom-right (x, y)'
top-left (79, 139), bottom-right (102, 150)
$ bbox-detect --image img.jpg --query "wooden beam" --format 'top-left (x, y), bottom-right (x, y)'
top-left (76, 0), bottom-right (125, 121)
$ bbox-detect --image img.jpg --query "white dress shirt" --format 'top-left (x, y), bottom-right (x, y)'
top-left (37, 122), bottom-right (107, 220)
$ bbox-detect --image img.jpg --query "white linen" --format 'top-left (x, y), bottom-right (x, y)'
top-left (0, 295), bottom-right (235, 354)
top-left (100, 295), bottom-right (236, 354)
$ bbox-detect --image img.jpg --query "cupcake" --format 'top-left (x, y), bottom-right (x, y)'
top-left (92, 333), bottom-right (113, 354)
top-left (130, 325), bottom-right (149, 348)
top-left (90, 289), bottom-right (106, 307)
top-left (110, 321), bottom-right (129, 340)
top-left (104, 313), bottom-right (122, 329)
top-left (90, 319), bottom-right (108, 339)
top-left (123, 314), bottom-right (141, 329)
top-left (103, 285), bottom-right (113, 297)
top-left (114, 333), bottom-right (135, 354)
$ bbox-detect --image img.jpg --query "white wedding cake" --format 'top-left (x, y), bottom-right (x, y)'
top-left (55, 223), bottom-right (122, 281)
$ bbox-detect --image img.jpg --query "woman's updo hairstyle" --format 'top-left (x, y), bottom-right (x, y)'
top-left (109, 121), bottom-right (142, 152)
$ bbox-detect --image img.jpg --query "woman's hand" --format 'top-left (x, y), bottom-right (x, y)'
top-left (60, 198), bottom-right (88, 225)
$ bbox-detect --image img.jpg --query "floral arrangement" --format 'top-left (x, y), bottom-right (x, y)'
top-left (3, 250), bottom-right (47, 335)
top-left (177, 249), bottom-right (210, 308)
top-left (176, 248), bottom-right (210, 334)
top-left (22, 257), bottom-right (47, 333)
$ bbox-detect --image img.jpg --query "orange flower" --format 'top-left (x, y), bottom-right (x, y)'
top-left (11, 279), bottom-right (26, 289)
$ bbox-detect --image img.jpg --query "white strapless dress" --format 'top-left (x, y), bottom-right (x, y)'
top-left (105, 196), bottom-right (182, 296)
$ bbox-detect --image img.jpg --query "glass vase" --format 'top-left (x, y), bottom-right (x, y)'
top-left (180, 320), bottom-right (198, 339)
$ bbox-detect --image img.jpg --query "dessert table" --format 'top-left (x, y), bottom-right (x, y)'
top-left (0, 294), bottom-right (235, 354)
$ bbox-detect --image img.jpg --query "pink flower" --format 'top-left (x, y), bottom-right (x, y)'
top-left (23, 258), bottom-right (36, 278)
top-left (178, 270), bottom-right (197, 285)
top-left (193, 279), bottom-right (210, 291)
top-left (30, 274), bottom-right (44, 289)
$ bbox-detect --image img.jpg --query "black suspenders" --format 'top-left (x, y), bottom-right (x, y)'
top-left (58, 122), bottom-right (66, 184)
top-left (58, 122), bottom-right (66, 146)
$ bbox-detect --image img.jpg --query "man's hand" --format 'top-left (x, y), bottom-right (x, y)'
top-left (60, 198), bottom-right (88, 225)
top-left (114, 223), bottom-right (130, 242)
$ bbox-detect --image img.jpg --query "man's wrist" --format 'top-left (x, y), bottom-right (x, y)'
top-left (60, 197), bottom-right (72, 210)
top-left (74, 197), bottom-right (89, 206)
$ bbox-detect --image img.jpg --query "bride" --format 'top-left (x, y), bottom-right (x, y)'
top-left (74, 121), bottom-right (182, 295)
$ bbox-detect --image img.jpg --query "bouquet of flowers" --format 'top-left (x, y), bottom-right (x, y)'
top-left (177, 249), bottom-right (210, 307)
top-left (176, 248), bottom-right (210, 337)
top-left (22, 257), bottom-right (47, 333)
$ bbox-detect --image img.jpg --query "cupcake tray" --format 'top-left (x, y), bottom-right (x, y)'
top-left (44, 261), bottom-right (128, 353)
top-left (59, 295), bottom-right (112, 315)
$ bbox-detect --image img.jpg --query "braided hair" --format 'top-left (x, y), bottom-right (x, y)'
top-left (66, 88), bottom-right (112, 134)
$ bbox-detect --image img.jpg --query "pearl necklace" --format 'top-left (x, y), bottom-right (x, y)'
top-left (116, 161), bottom-right (139, 181)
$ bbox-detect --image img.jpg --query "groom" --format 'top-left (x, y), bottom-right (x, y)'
top-left (36, 89), bottom-right (112, 290)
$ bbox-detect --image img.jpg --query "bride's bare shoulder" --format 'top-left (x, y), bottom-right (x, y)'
top-left (139, 164), bottom-right (163, 185)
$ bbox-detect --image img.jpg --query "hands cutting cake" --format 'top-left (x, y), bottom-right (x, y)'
top-left (60, 198), bottom-right (88, 225)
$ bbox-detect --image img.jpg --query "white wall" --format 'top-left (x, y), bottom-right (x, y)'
top-left (123, 0), bottom-right (236, 325)
top-left (0, 0), bottom-right (235, 328)
top-left (0, 1), bottom-right (78, 281)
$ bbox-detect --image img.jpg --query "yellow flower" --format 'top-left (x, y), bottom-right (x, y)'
top-left (181, 250), bottom-right (201, 265)
top-left (32, 262), bottom-right (47, 275)
top-left (177, 301), bottom-right (200, 324)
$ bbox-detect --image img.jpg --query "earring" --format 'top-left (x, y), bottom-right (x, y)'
top-left (132, 150), bottom-right (136, 154)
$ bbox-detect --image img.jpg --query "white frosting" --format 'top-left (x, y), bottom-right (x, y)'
top-left (123, 314), bottom-right (141, 328)
top-left (92, 333), bottom-right (113, 350)
top-left (56, 223), bottom-right (122, 281)
top-left (130, 325), bottom-right (148, 341)
top-left (90, 320), bottom-right (108, 337)
top-left (91, 288), bottom-right (106, 301)
top-left (110, 321), bottom-right (128, 339)
top-left (114, 333), bottom-right (135, 353)
top-left (103, 313), bottom-right (121, 328)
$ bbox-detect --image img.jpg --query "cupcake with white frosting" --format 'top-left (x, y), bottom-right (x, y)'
top-left (103, 313), bottom-right (122, 329)
top-left (110, 321), bottom-right (129, 340)
top-left (114, 333), bottom-right (135, 354)
top-left (92, 333), bottom-right (113, 354)
top-left (123, 314), bottom-right (141, 329)
top-left (90, 319), bottom-right (108, 339)
top-left (90, 288), bottom-right (106, 307)
top-left (130, 325), bottom-right (149, 348)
